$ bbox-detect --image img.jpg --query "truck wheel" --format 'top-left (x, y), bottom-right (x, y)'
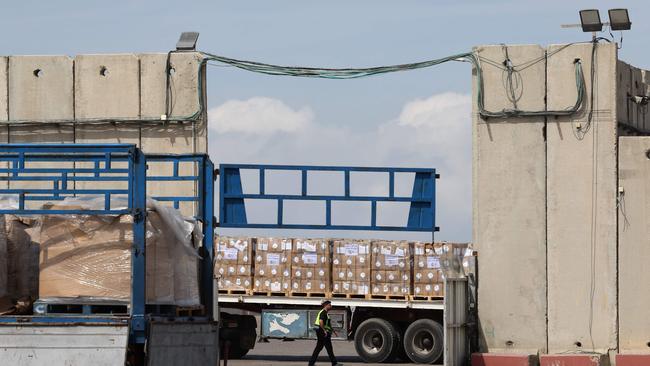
top-left (403, 319), bottom-right (444, 364)
top-left (354, 318), bottom-right (400, 363)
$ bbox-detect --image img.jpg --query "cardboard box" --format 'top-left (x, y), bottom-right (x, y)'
top-left (34, 210), bottom-right (200, 305)
top-left (215, 236), bottom-right (253, 292)
top-left (370, 240), bottom-right (411, 297)
top-left (252, 238), bottom-right (292, 293)
top-left (290, 239), bottom-right (329, 294)
top-left (331, 240), bottom-right (370, 296)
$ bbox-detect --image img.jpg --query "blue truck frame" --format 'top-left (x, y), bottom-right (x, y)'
top-left (219, 163), bottom-right (438, 233)
top-left (0, 143), bottom-right (215, 345)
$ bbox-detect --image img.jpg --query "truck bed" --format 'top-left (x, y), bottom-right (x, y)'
top-left (218, 293), bottom-right (444, 310)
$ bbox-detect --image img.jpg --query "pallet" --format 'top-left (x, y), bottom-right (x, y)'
top-left (175, 305), bottom-right (205, 317)
top-left (251, 291), bottom-right (290, 297)
top-left (218, 289), bottom-right (248, 295)
top-left (369, 294), bottom-right (409, 301)
top-left (410, 295), bottom-right (444, 302)
top-left (330, 292), bottom-right (370, 299)
top-left (289, 292), bottom-right (329, 298)
top-left (34, 299), bottom-right (129, 316)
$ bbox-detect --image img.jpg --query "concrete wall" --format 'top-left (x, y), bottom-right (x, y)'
top-left (546, 42), bottom-right (619, 354)
top-left (0, 52), bottom-right (207, 213)
top-left (618, 137), bottom-right (650, 353)
top-left (473, 42), bottom-right (642, 357)
top-left (472, 45), bottom-right (547, 354)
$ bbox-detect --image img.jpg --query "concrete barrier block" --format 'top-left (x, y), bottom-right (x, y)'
top-left (8, 55), bottom-right (73, 121)
top-left (141, 123), bottom-right (196, 215)
top-left (630, 66), bottom-right (645, 132)
top-left (472, 45), bottom-right (547, 354)
top-left (618, 137), bottom-right (650, 352)
top-left (74, 123), bottom-right (140, 191)
top-left (546, 42), bottom-right (618, 353)
top-left (75, 54), bottom-right (139, 120)
top-left (617, 61), bottom-right (631, 126)
top-left (616, 354), bottom-right (650, 366)
top-left (0, 57), bottom-right (7, 122)
top-left (471, 353), bottom-right (537, 366)
top-left (139, 52), bottom-right (204, 120)
top-left (7, 125), bottom-right (74, 203)
top-left (540, 354), bottom-right (608, 366)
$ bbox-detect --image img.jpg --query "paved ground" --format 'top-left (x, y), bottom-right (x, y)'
top-left (227, 339), bottom-right (440, 366)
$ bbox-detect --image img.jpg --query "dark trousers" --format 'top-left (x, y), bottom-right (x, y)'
top-left (309, 328), bottom-right (338, 366)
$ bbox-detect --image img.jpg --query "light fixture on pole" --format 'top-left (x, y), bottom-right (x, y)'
top-left (176, 32), bottom-right (200, 51)
top-left (608, 9), bottom-right (631, 31)
top-left (579, 9), bottom-right (603, 32)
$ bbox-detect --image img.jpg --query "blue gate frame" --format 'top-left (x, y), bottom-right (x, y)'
top-left (219, 164), bottom-right (438, 232)
top-left (0, 144), bottom-right (215, 345)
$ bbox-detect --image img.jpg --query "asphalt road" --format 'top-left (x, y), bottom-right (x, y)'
top-left (227, 339), bottom-right (441, 366)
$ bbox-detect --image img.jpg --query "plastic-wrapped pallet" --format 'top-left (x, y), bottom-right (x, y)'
top-left (290, 238), bottom-right (329, 294)
top-left (370, 240), bottom-right (411, 297)
top-left (253, 237), bottom-right (292, 294)
top-left (331, 239), bottom-right (370, 297)
top-left (28, 198), bottom-right (202, 306)
top-left (412, 242), bottom-right (444, 298)
top-left (215, 236), bottom-right (253, 293)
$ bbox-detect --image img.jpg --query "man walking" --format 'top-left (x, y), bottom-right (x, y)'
top-left (309, 300), bottom-right (343, 366)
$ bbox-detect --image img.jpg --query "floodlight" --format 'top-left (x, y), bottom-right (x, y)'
top-left (176, 32), bottom-right (200, 51)
top-left (579, 9), bottom-right (603, 32)
top-left (608, 9), bottom-right (631, 31)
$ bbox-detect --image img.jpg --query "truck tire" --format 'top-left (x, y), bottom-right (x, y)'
top-left (403, 319), bottom-right (444, 364)
top-left (354, 318), bottom-right (400, 363)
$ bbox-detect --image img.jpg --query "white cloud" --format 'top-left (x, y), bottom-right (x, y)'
top-left (208, 97), bottom-right (313, 134)
top-left (209, 93), bottom-right (472, 242)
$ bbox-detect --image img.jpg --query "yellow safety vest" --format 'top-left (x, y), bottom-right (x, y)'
top-left (314, 309), bottom-right (332, 331)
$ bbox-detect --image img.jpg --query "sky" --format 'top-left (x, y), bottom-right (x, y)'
top-left (2, 0), bottom-right (648, 242)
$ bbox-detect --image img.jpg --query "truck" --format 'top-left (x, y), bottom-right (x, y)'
top-left (214, 164), bottom-right (470, 364)
top-left (0, 144), bottom-right (472, 365)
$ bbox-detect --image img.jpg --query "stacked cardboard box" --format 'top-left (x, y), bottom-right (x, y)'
top-left (370, 240), bottom-right (411, 297)
top-left (253, 237), bottom-right (292, 294)
top-left (291, 238), bottom-right (330, 294)
top-left (412, 242), bottom-right (444, 298)
top-left (331, 239), bottom-right (370, 296)
top-left (215, 236), bottom-right (253, 293)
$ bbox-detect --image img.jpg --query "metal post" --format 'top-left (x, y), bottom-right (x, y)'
top-left (130, 148), bottom-right (147, 344)
top-left (201, 157), bottom-right (215, 319)
top-left (444, 277), bottom-right (468, 366)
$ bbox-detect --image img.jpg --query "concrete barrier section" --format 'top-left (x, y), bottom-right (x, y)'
top-left (75, 54), bottom-right (140, 120)
top-left (472, 44), bottom-right (547, 354)
top-left (8, 55), bottom-right (73, 121)
top-left (546, 42), bottom-right (618, 354)
top-left (618, 137), bottom-right (650, 353)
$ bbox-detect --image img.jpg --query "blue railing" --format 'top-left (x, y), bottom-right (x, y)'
top-left (0, 144), bottom-right (215, 345)
top-left (219, 164), bottom-right (437, 232)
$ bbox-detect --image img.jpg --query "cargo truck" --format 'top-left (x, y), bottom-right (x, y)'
top-left (213, 164), bottom-right (469, 364)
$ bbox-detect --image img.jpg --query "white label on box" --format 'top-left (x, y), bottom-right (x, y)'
top-left (302, 253), bottom-right (317, 264)
top-left (394, 248), bottom-right (405, 257)
top-left (282, 241), bottom-right (292, 251)
top-left (380, 246), bottom-right (392, 255)
top-left (271, 282), bottom-right (281, 292)
top-left (344, 243), bottom-right (359, 256)
top-left (385, 255), bottom-right (399, 267)
top-left (426, 256), bottom-right (441, 269)
top-left (223, 248), bottom-right (238, 260)
top-left (359, 245), bottom-right (368, 255)
top-left (267, 253), bottom-right (280, 266)
top-left (302, 242), bottom-right (317, 252)
top-left (258, 242), bottom-right (268, 251)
